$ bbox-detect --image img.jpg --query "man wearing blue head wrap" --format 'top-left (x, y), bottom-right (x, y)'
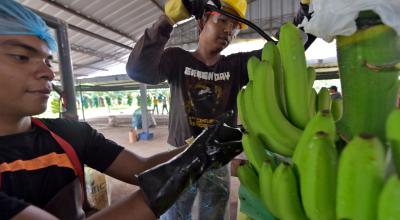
top-left (0, 0), bottom-right (57, 51)
top-left (0, 1), bottom-right (244, 219)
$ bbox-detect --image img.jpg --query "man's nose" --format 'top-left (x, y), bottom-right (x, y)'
top-left (36, 62), bottom-right (55, 81)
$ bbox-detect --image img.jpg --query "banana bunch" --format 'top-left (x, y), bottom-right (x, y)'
top-left (235, 18), bottom-right (399, 220)
top-left (237, 55), bottom-right (301, 156)
top-left (239, 114), bottom-right (398, 220)
top-left (237, 22), bottom-right (343, 158)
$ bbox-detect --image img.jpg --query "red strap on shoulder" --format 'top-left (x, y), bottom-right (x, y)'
top-left (31, 117), bottom-right (84, 201)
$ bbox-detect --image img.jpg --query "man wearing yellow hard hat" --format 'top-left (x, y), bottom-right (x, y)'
top-left (126, 0), bottom-right (309, 219)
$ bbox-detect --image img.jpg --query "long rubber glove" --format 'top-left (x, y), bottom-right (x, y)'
top-left (137, 122), bottom-right (243, 217)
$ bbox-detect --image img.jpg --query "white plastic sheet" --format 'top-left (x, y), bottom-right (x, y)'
top-left (302, 0), bottom-right (400, 42)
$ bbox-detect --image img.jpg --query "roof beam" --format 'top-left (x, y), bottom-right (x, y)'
top-left (71, 44), bottom-right (127, 63)
top-left (76, 83), bottom-right (169, 92)
top-left (53, 60), bottom-right (108, 71)
top-left (149, 0), bottom-right (163, 12)
top-left (41, 0), bottom-right (135, 41)
top-left (68, 24), bottom-right (133, 51)
top-left (73, 63), bottom-right (108, 72)
top-left (76, 74), bottom-right (132, 84)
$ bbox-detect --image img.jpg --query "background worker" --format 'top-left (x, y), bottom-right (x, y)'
top-left (0, 0), bottom-right (244, 219)
top-left (329, 85), bottom-right (343, 100)
top-left (162, 96), bottom-right (169, 114)
top-left (153, 95), bottom-right (159, 114)
top-left (126, 0), bottom-right (265, 219)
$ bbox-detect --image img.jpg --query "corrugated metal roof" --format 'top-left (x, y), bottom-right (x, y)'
top-left (16, 0), bottom-right (164, 79)
top-left (16, 0), bottom-right (298, 83)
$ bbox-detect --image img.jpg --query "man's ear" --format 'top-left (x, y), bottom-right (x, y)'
top-left (197, 19), bottom-right (204, 35)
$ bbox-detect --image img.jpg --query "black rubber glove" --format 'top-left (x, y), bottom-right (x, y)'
top-left (183, 0), bottom-right (221, 19)
top-left (275, 2), bottom-right (315, 50)
top-left (137, 115), bottom-right (243, 217)
top-left (293, 3), bottom-right (313, 26)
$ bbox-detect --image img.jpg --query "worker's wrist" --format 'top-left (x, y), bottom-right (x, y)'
top-left (163, 15), bottom-right (175, 26)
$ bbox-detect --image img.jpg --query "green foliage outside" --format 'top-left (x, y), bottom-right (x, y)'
top-left (38, 88), bottom-right (171, 119)
top-left (50, 98), bottom-right (60, 114)
top-left (146, 95), bottom-right (152, 107)
top-left (127, 94), bottom-right (133, 106)
top-left (82, 96), bottom-right (90, 109)
top-left (92, 96), bottom-right (99, 108)
top-left (117, 95), bottom-right (123, 105)
top-left (105, 96), bottom-right (112, 107)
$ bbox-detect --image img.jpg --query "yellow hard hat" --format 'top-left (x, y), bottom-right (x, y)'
top-left (221, 0), bottom-right (248, 29)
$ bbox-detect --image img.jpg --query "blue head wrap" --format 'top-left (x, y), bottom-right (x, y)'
top-left (0, 0), bottom-right (57, 51)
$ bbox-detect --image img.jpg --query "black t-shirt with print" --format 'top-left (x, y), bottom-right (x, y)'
top-left (162, 47), bottom-right (260, 137)
top-left (0, 118), bottom-right (123, 219)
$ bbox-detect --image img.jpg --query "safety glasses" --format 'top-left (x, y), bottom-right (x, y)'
top-left (207, 11), bottom-right (241, 37)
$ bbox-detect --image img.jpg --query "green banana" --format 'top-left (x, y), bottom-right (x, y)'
top-left (337, 133), bottom-right (385, 220)
top-left (278, 22), bottom-right (310, 129)
top-left (273, 162), bottom-right (307, 220)
top-left (238, 83), bottom-right (262, 135)
top-left (293, 110), bottom-right (336, 164)
top-left (249, 56), bottom-right (301, 156)
top-left (245, 80), bottom-right (292, 156)
top-left (259, 161), bottom-right (279, 218)
top-left (331, 98), bottom-right (343, 121)
top-left (307, 67), bottom-right (316, 89)
top-left (242, 82), bottom-right (262, 134)
top-left (237, 162), bottom-right (260, 197)
top-left (386, 108), bottom-right (400, 175)
top-left (262, 42), bottom-right (287, 117)
top-left (237, 88), bottom-right (254, 133)
top-left (378, 175), bottom-right (400, 220)
top-left (316, 87), bottom-right (332, 111)
top-left (309, 88), bottom-right (317, 118)
top-left (296, 131), bottom-right (337, 220)
top-left (307, 67), bottom-right (317, 119)
top-left (237, 53), bottom-right (259, 133)
top-left (242, 133), bottom-right (274, 173)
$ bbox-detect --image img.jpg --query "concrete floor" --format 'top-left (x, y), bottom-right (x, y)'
top-left (91, 122), bottom-right (240, 220)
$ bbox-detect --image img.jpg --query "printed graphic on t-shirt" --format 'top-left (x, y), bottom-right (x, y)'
top-left (188, 116), bottom-right (215, 129)
top-left (184, 67), bottom-right (231, 82)
top-left (186, 81), bottom-right (223, 117)
top-left (183, 67), bottom-right (233, 136)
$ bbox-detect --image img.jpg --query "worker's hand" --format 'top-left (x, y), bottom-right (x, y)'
top-left (300, 0), bottom-right (311, 4)
top-left (293, 2), bottom-right (312, 26)
top-left (137, 110), bottom-right (242, 217)
top-left (194, 122), bottom-right (243, 169)
top-left (165, 0), bottom-right (221, 24)
top-left (275, 1), bottom-right (315, 49)
top-left (164, 0), bottom-right (191, 24)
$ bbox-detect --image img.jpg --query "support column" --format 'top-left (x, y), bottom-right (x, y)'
top-left (139, 84), bottom-right (153, 140)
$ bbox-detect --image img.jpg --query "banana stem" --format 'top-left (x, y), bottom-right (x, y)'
top-left (336, 19), bottom-right (400, 142)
